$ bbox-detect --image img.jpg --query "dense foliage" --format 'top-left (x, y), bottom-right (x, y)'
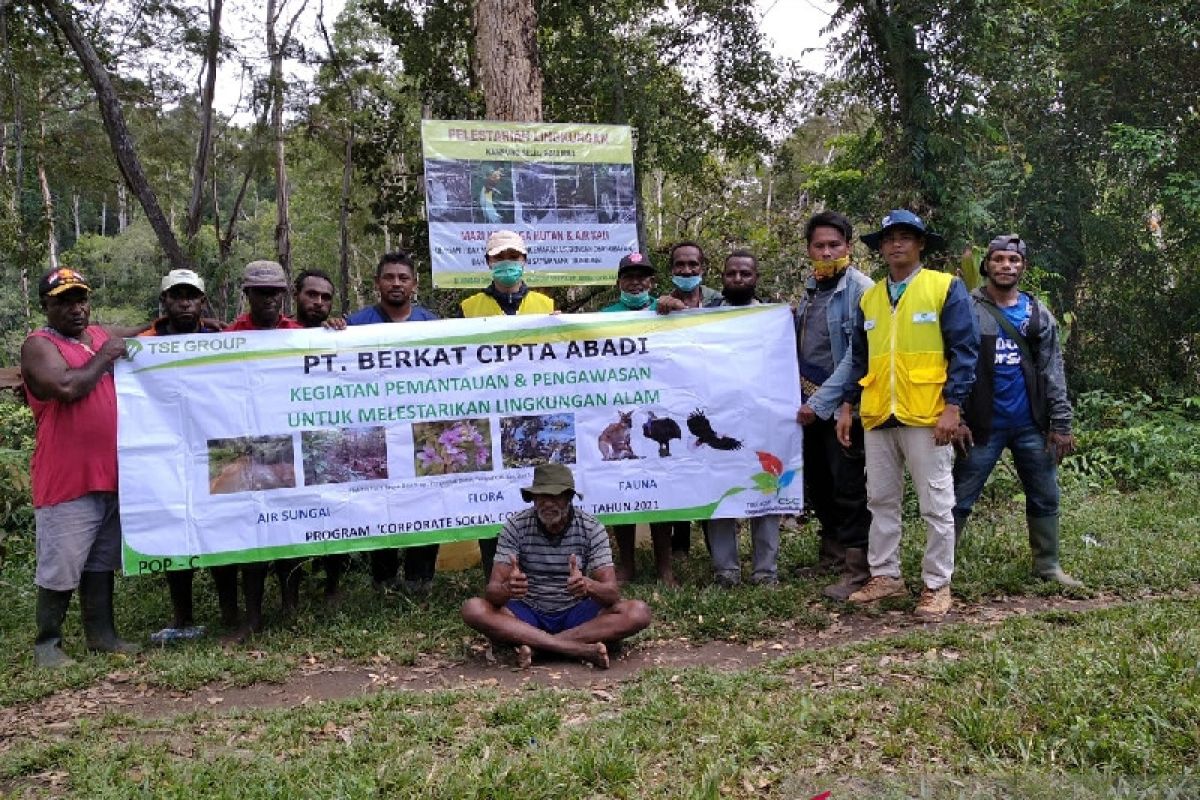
top-left (0, 0), bottom-right (1196, 393)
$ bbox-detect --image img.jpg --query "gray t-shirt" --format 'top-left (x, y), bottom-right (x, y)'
top-left (494, 507), bottom-right (614, 613)
top-left (799, 285), bottom-right (837, 380)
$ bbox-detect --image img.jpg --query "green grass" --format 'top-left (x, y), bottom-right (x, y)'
top-left (2, 476), bottom-right (1199, 705)
top-left (2, 598), bottom-right (1196, 797)
top-left (1, 476), bottom-right (1198, 796)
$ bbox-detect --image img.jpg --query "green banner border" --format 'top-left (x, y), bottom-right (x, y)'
top-left (121, 489), bottom-right (751, 575)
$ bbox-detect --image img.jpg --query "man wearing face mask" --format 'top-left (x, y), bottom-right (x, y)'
top-left (793, 212), bottom-right (874, 600)
top-left (459, 230), bottom-right (555, 578)
top-left (599, 253), bottom-right (677, 586)
top-left (600, 252), bottom-right (657, 313)
top-left (652, 241), bottom-right (721, 557)
top-left (459, 230), bottom-right (554, 317)
top-left (694, 251), bottom-right (783, 586)
top-left (655, 240), bottom-right (722, 314)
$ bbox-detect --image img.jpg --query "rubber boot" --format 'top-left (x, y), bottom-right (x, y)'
top-left (1027, 515), bottom-right (1082, 587)
top-left (822, 547), bottom-right (870, 601)
top-left (34, 588), bottom-right (76, 668)
top-left (954, 513), bottom-right (968, 542)
top-left (79, 571), bottom-right (141, 655)
top-left (796, 533), bottom-right (845, 578)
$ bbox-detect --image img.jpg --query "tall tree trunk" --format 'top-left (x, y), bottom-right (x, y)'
top-left (266, 0), bottom-right (306, 277)
top-left (100, 196), bottom-right (107, 235)
top-left (318, 9), bottom-right (355, 314)
top-left (72, 191), bottom-right (80, 240)
top-left (41, 0), bottom-right (190, 267)
top-left (36, 112), bottom-right (58, 269)
top-left (185, 0), bottom-right (224, 239)
top-left (117, 182), bottom-right (127, 231)
top-left (338, 132), bottom-right (353, 314)
top-left (471, 0), bottom-right (543, 121)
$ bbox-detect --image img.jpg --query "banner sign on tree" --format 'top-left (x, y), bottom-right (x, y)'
top-left (116, 305), bottom-right (803, 575)
top-left (421, 120), bottom-right (640, 288)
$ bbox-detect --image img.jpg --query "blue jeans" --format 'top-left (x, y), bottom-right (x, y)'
top-left (952, 425), bottom-right (1060, 520)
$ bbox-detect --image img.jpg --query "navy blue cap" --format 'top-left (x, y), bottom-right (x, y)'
top-left (860, 209), bottom-right (945, 252)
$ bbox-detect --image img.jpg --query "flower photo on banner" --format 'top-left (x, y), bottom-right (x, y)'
top-left (412, 419), bottom-right (492, 476)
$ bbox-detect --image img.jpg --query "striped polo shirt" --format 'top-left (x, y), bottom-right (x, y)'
top-left (494, 507), bottom-right (613, 613)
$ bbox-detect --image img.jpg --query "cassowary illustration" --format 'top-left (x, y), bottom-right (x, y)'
top-left (642, 411), bottom-right (682, 457)
top-left (686, 409), bottom-right (743, 451)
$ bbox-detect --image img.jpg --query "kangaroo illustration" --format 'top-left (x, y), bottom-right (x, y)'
top-left (598, 410), bottom-right (639, 460)
top-left (210, 455), bottom-right (296, 495)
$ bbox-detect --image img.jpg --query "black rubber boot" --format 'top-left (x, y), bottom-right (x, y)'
top-left (34, 588), bottom-right (76, 668)
top-left (822, 547), bottom-right (871, 601)
top-left (79, 571), bottom-right (142, 655)
top-left (797, 533), bottom-right (846, 577)
top-left (165, 568), bottom-right (195, 629)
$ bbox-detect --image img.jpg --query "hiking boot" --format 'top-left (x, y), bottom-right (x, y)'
top-left (713, 572), bottom-right (741, 589)
top-left (914, 585), bottom-right (952, 619)
top-left (748, 573), bottom-right (779, 587)
top-left (847, 575), bottom-right (907, 604)
top-left (822, 547), bottom-right (870, 601)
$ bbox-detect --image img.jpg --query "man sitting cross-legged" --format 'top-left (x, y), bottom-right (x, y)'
top-left (461, 464), bottom-right (651, 669)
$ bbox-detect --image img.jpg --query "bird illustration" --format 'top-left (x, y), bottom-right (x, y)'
top-left (686, 409), bottom-right (743, 451)
top-left (642, 411), bottom-right (682, 457)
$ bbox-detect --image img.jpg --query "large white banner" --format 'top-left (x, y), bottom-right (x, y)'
top-left (116, 305), bottom-right (803, 575)
top-left (421, 120), bottom-right (639, 288)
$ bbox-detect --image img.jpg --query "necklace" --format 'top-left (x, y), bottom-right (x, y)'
top-left (41, 325), bottom-right (95, 355)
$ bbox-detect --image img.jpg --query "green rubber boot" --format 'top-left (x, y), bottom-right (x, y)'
top-left (79, 572), bottom-right (142, 655)
top-left (1027, 515), bottom-right (1083, 587)
top-left (34, 588), bottom-right (76, 668)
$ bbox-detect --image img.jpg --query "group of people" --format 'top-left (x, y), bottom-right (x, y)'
top-left (22, 207), bottom-right (1078, 670)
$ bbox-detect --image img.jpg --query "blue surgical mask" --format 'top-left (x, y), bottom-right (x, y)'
top-left (619, 290), bottom-right (651, 309)
top-left (491, 261), bottom-right (524, 287)
top-left (671, 274), bottom-right (702, 292)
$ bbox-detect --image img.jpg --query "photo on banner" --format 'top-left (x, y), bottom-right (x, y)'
top-left (421, 120), bottom-right (639, 288)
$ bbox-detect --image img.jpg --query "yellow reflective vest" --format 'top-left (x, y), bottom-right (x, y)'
top-left (460, 289), bottom-right (554, 317)
top-left (857, 268), bottom-right (954, 430)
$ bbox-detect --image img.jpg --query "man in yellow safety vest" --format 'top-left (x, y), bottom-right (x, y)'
top-left (835, 209), bottom-right (978, 619)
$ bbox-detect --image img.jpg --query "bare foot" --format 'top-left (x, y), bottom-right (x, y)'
top-left (514, 644), bottom-right (533, 669)
top-left (580, 642), bottom-right (609, 669)
top-left (658, 572), bottom-right (680, 588)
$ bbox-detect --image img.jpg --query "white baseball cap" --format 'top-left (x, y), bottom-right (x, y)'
top-left (161, 269), bottom-right (206, 293)
top-left (484, 230), bottom-right (528, 257)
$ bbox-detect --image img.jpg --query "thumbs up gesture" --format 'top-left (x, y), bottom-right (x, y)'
top-left (566, 553), bottom-right (588, 598)
top-left (506, 553), bottom-right (528, 599)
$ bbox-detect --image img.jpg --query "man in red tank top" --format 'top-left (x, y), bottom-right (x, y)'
top-left (21, 267), bottom-right (144, 668)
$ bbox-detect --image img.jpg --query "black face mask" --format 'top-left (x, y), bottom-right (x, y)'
top-left (721, 285), bottom-right (756, 305)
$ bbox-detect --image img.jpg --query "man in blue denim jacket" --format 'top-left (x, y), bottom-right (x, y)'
top-left (952, 234), bottom-right (1081, 586)
top-left (793, 212), bottom-right (875, 599)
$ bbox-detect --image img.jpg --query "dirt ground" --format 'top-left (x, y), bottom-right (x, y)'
top-left (3, 586), bottom-right (1185, 750)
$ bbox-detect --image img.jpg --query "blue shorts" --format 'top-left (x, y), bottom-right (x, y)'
top-left (505, 598), bottom-right (603, 634)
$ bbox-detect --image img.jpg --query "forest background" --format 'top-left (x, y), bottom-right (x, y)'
top-left (2, 4), bottom-right (1200, 796)
top-left (0, 0), bottom-right (1197, 397)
